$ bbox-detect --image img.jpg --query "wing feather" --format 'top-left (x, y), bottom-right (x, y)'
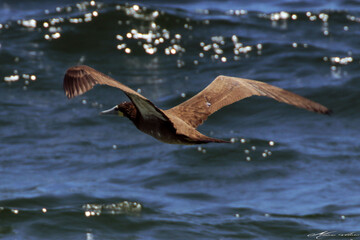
top-left (63, 65), bottom-right (168, 121)
top-left (165, 75), bottom-right (331, 128)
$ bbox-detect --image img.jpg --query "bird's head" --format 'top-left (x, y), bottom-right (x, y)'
top-left (100, 102), bottom-right (137, 120)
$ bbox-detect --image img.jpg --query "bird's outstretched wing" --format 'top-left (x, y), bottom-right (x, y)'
top-left (165, 75), bottom-right (331, 128)
top-left (63, 65), bottom-right (168, 121)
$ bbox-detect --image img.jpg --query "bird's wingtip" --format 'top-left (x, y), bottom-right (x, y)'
top-left (325, 108), bottom-right (333, 116)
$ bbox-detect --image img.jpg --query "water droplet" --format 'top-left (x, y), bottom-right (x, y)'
top-left (52, 32), bottom-right (61, 39)
top-left (12, 209), bottom-right (19, 214)
top-left (82, 99), bottom-right (87, 104)
top-left (112, 145), bottom-right (117, 150)
top-left (279, 11), bottom-right (289, 19)
top-left (240, 138), bottom-right (246, 143)
top-left (230, 138), bottom-right (236, 143)
top-left (246, 156), bottom-right (251, 161)
top-left (309, 15), bottom-right (317, 21)
top-left (86, 232), bottom-right (94, 240)
top-left (269, 141), bottom-right (275, 146)
top-left (22, 19), bottom-right (37, 28)
top-left (4, 75), bottom-right (20, 82)
top-left (42, 208), bottom-right (47, 213)
top-left (133, 5), bottom-right (140, 11)
top-left (152, 11), bottom-right (159, 18)
top-left (117, 43), bottom-right (126, 50)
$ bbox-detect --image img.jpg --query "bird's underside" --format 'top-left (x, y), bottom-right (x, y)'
top-left (63, 65), bottom-right (331, 144)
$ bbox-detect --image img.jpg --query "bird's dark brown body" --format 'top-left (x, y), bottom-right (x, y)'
top-left (63, 65), bottom-right (331, 145)
top-left (118, 102), bottom-right (226, 144)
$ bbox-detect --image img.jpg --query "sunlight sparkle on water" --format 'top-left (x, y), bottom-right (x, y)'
top-left (83, 201), bottom-right (142, 217)
top-left (4, 75), bottom-right (20, 82)
top-left (330, 56), bottom-right (353, 65)
top-left (52, 32), bottom-right (61, 39)
top-left (11, 209), bottom-right (19, 214)
top-left (21, 19), bottom-right (37, 28)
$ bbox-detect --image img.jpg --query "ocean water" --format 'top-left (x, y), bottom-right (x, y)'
top-left (1, 0), bottom-right (359, 239)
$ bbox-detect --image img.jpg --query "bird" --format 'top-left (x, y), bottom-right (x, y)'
top-left (63, 65), bottom-right (331, 145)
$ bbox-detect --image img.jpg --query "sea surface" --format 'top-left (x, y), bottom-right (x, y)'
top-left (1, 0), bottom-right (359, 239)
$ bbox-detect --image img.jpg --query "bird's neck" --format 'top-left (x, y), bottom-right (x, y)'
top-left (122, 102), bottom-right (138, 123)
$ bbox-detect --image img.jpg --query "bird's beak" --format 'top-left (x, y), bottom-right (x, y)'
top-left (100, 106), bottom-right (124, 117)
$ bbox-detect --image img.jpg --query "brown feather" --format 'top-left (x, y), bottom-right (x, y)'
top-left (63, 65), bottom-right (169, 122)
top-left (165, 75), bottom-right (331, 129)
top-left (63, 66), bottom-right (331, 144)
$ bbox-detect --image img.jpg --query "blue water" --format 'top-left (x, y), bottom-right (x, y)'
top-left (1, 0), bottom-right (360, 239)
